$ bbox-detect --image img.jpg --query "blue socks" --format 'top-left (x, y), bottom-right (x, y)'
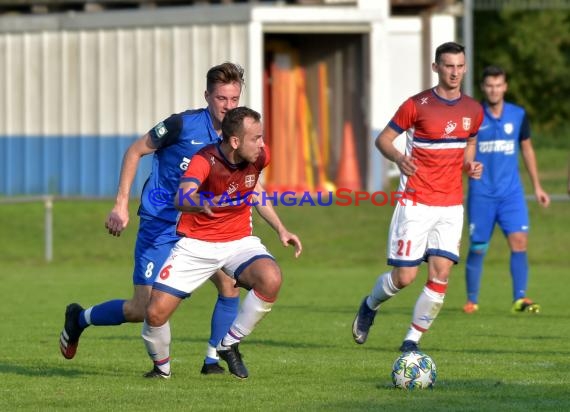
top-left (510, 251), bottom-right (528, 301)
top-left (466, 248), bottom-right (529, 304)
top-left (79, 299), bottom-right (127, 328)
top-left (465, 249), bottom-right (485, 304)
top-left (205, 295), bottom-right (239, 364)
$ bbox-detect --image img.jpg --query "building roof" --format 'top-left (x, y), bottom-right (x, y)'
top-left (0, 0), bottom-right (458, 15)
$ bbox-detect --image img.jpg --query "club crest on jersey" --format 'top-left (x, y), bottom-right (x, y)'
top-left (154, 122), bottom-right (167, 139)
top-left (462, 117), bottom-right (471, 131)
top-left (503, 122), bottom-right (514, 135)
top-left (244, 175), bottom-right (256, 188)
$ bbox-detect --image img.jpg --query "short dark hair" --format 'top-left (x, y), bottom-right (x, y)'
top-left (222, 106), bottom-right (261, 142)
top-left (435, 42), bottom-right (465, 64)
top-left (206, 62), bottom-right (245, 93)
top-left (481, 65), bottom-right (507, 83)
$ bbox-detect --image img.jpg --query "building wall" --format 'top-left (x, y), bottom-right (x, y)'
top-left (0, 3), bottom-right (455, 197)
top-left (0, 21), bottom-right (250, 196)
top-left (371, 14), bottom-right (456, 185)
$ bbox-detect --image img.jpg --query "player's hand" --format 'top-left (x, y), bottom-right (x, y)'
top-left (105, 206), bottom-right (129, 237)
top-left (200, 203), bottom-right (215, 217)
top-left (535, 188), bottom-right (550, 208)
top-left (279, 230), bottom-right (303, 258)
top-left (464, 161), bottom-right (483, 179)
top-left (396, 155), bottom-right (418, 176)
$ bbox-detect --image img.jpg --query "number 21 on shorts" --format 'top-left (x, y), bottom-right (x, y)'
top-left (397, 239), bottom-right (411, 257)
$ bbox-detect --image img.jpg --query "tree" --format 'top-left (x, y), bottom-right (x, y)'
top-left (473, 9), bottom-right (570, 135)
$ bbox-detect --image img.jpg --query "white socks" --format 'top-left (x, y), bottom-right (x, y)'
top-left (367, 271), bottom-right (400, 310)
top-left (405, 279), bottom-right (447, 343)
top-left (142, 320), bottom-right (172, 375)
top-left (221, 290), bottom-right (274, 347)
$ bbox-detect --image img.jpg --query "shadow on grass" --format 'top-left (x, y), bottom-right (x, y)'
top-left (439, 347), bottom-right (570, 356)
top-left (0, 362), bottom-right (99, 377)
top-left (277, 302), bottom-right (414, 316)
top-left (445, 306), bottom-right (570, 320)
top-left (469, 333), bottom-right (566, 341)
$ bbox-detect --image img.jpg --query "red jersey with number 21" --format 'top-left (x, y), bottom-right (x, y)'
top-left (176, 143), bottom-right (270, 242)
top-left (389, 88), bottom-right (483, 206)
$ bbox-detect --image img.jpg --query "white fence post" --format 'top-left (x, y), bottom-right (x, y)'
top-left (44, 196), bottom-right (53, 262)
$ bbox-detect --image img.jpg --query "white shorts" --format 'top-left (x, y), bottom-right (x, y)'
top-left (387, 199), bottom-right (463, 267)
top-left (153, 236), bottom-right (274, 298)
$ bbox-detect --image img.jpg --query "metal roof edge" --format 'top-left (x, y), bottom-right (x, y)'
top-left (0, 4), bottom-right (253, 33)
top-left (0, 3), bottom-right (388, 33)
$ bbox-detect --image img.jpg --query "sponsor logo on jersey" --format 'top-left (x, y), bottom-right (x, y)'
top-left (191, 139), bottom-right (203, 145)
top-left (154, 122), bottom-right (167, 138)
top-left (478, 139), bottom-right (515, 155)
top-left (462, 117), bottom-right (471, 131)
top-left (244, 175), bottom-right (256, 188)
top-left (227, 181), bottom-right (238, 195)
top-left (180, 156), bottom-right (191, 171)
top-left (210, 156), bottom-right (216, 166)
top-left (443, 120), bottom-right (457, 136)
top-left (503, 122), bottom-right (514, 135)
top-left (420, 97), bottom-right (429, 105)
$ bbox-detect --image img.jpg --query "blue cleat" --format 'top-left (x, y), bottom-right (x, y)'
top-left (352, 297), bottom-right (377, 344)
top-left (399, 340), bottom-right (419, 353)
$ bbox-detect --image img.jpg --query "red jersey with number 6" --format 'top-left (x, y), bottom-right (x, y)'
top-left (388, 88), bottom-right (483, 206)
top-left (176, 143), bottom-right (270, 242)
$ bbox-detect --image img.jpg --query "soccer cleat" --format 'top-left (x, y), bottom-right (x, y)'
top-left (463, 301), bottom-right (479, 314)
top-left (399, 340), bottom-right (420, 353)
top-left (144, 365), bottom-right (171, 379)
top-left (59, 303), bottom-right (85, 360)
top-left (512, 298), bottom-right (541, 314)
top-left (217, 343), bottom-right (248, 379)
top-left (200, 361), bottom-right (225, 375)
top-left (352, 297), bottom-right (377, 344)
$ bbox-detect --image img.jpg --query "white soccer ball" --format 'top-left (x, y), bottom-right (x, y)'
top-left (391, 351), bottom-right (437, 389)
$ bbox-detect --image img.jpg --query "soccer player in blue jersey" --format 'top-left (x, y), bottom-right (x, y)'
top-left (60, 62), bottom-right (268, 374)
top-left (463, 65), bottom-right (550, 314)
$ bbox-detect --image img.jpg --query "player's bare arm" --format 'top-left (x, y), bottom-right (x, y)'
top-left (252, 183), bottom-right (302, 258)
top-left (375, 126), bottom-right (417, 176)
top-left (463, 136), bottom-right (483, 179)
top-left (520, 139), bottom-right (550, 207)
top-left (106, 133), bottom-right (158, 236)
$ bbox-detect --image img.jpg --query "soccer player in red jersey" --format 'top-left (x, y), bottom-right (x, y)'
top-left (142, 107), bottom-right (302, 379)
top-left (352, 42), bottom-right (484, 353)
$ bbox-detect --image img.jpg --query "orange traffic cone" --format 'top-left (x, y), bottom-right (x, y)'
top-left (336, 122), bottom-right (362, 191)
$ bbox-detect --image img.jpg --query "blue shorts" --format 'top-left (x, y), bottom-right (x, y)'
top-left (467, 189), bottom-right (529, 243)
top-left (133, 217), bottom-right (180, 286)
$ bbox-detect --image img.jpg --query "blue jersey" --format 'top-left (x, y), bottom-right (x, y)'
top-left (469, 101), bottom-right (530, 198)
top-left (138, 108), bottom-right (221, 223)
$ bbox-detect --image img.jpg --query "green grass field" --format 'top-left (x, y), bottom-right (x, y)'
top-left (1, 148), bottom-right (569, 411)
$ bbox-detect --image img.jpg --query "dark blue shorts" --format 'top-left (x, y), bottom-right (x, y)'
top-left (467, 190), bottom-right (529, 243)
top-left (132, 217), bottom-right (180, 286)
